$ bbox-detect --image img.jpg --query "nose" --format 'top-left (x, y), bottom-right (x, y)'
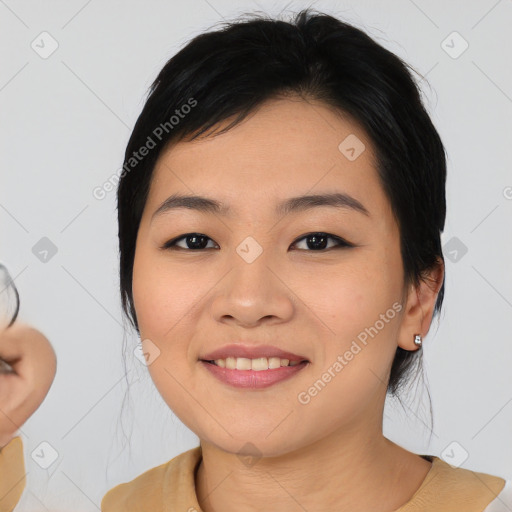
top-left (209, 247), bottom-right (295, 328)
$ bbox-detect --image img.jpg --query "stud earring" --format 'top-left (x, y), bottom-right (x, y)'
top-left (413, 334), bottom-right (422, 348)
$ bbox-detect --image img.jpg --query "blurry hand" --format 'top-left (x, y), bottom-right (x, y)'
top-left (0, 324), bottom-right (56, 448)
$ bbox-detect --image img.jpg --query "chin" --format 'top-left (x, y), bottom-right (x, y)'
top-left (201, 430), bottom-right (303, 460)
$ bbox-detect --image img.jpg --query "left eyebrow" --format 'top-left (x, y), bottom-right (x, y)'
top-left (276, 192), bottom-right (370, 217)
top-left (151, 192), bottom-right (370, 222)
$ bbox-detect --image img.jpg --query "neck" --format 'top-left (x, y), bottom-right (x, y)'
top-left (195, 425), bottom-right (432, 512)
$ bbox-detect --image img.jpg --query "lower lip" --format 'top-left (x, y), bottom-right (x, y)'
top-left (200, 360), bottom-right (309, 389)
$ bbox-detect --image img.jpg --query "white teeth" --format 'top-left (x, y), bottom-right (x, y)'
top-left (251, 357), bottom-right (268, 371)
top-left (268, 357), bottom-right (282, 369)
top-left (211, 356), bottom-right (302, 369)
top-left (236, 357), bottom-right (252, 370)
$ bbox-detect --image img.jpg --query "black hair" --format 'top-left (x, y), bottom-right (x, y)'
top-left (117, 8), bottom-right (446, 405)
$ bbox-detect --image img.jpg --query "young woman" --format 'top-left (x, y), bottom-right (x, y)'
top-left (2, 8), bottom-right (510, 512)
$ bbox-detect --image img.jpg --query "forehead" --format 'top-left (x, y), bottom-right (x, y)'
top-left (146, 98), bottom-right (387, 220)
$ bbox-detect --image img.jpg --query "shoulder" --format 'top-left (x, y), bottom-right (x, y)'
top-left (483, 478), bottom-right (512, 512)
top-left (398, 456), bottom-right (509, 512)
top-left (0, 436), bottom-right (26, 512)
top-left (101, 446), bottom-right (202, 512)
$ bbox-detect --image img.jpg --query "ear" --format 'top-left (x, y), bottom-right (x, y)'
top-left (397, 257), bottom-right (445, 351)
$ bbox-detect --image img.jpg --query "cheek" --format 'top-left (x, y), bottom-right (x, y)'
top-left (293, 256), bottom-right (403, 408)
top-left (296, 250), bottom-right (402, 338)
top-left (132, 250), bottom-right (202, 340)
top-left (132, 251), bottom-right (203, 411)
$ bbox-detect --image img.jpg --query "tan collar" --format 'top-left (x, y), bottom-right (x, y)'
top-left (101, 445), bottom-right (506, 511)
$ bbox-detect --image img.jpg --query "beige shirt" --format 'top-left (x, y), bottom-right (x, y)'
top-left (1, 436), bottom-right (509, 511)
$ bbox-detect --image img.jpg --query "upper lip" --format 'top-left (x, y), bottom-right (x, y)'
top-left (200, 344), bottom-right (308, 363)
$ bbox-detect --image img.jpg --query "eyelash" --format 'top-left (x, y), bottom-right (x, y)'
top-left (160, 232), bottom-right (354, 252)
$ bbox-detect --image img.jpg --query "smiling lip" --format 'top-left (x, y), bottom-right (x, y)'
top-left (200, 360), bottom-right (309, 389)
top-left (200, 344), bottom-right (308, 362)
top-left (199, 344), bottom-right (309, 389)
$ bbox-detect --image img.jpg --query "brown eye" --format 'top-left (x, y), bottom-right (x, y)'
top-left (291, 232), bottom-right (352, 251)
top-left (161, 233), bottom-right (218, 250)
top-left (161, 232), bottom-right (353, 252)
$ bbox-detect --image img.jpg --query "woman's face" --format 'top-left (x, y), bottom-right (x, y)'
top-left (132, 97), bottom-right (416, 456)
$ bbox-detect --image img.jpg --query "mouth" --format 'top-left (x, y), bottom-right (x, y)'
top-left (199, 343), bottom-right (309, 368)
top-left (198, 344), bottom-right (310, 389)
top-left (200, 357), bottom-right (308, 370)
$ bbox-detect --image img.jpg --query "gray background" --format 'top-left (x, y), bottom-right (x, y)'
top-left (1, 0), bottom-right (511, 510)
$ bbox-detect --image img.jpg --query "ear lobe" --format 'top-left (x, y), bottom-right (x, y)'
top-left (397, 257), bottom-right (445, 351)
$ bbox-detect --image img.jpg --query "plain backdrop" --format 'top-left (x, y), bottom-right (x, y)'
top-left (1, 0), bottom-right (511, 510)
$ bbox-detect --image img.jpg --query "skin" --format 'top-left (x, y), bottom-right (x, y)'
top-left (132, 96), bottom-right (444, 511)
top-left (0, 323), bottom-right (56, 448)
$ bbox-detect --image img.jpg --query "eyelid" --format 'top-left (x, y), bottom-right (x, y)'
top-left (160, 233), bottom-right (218, 250)
top-left (291, 232), bottom-right (354, 249)
top-left (160, 232), bottom-right (354, 251)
